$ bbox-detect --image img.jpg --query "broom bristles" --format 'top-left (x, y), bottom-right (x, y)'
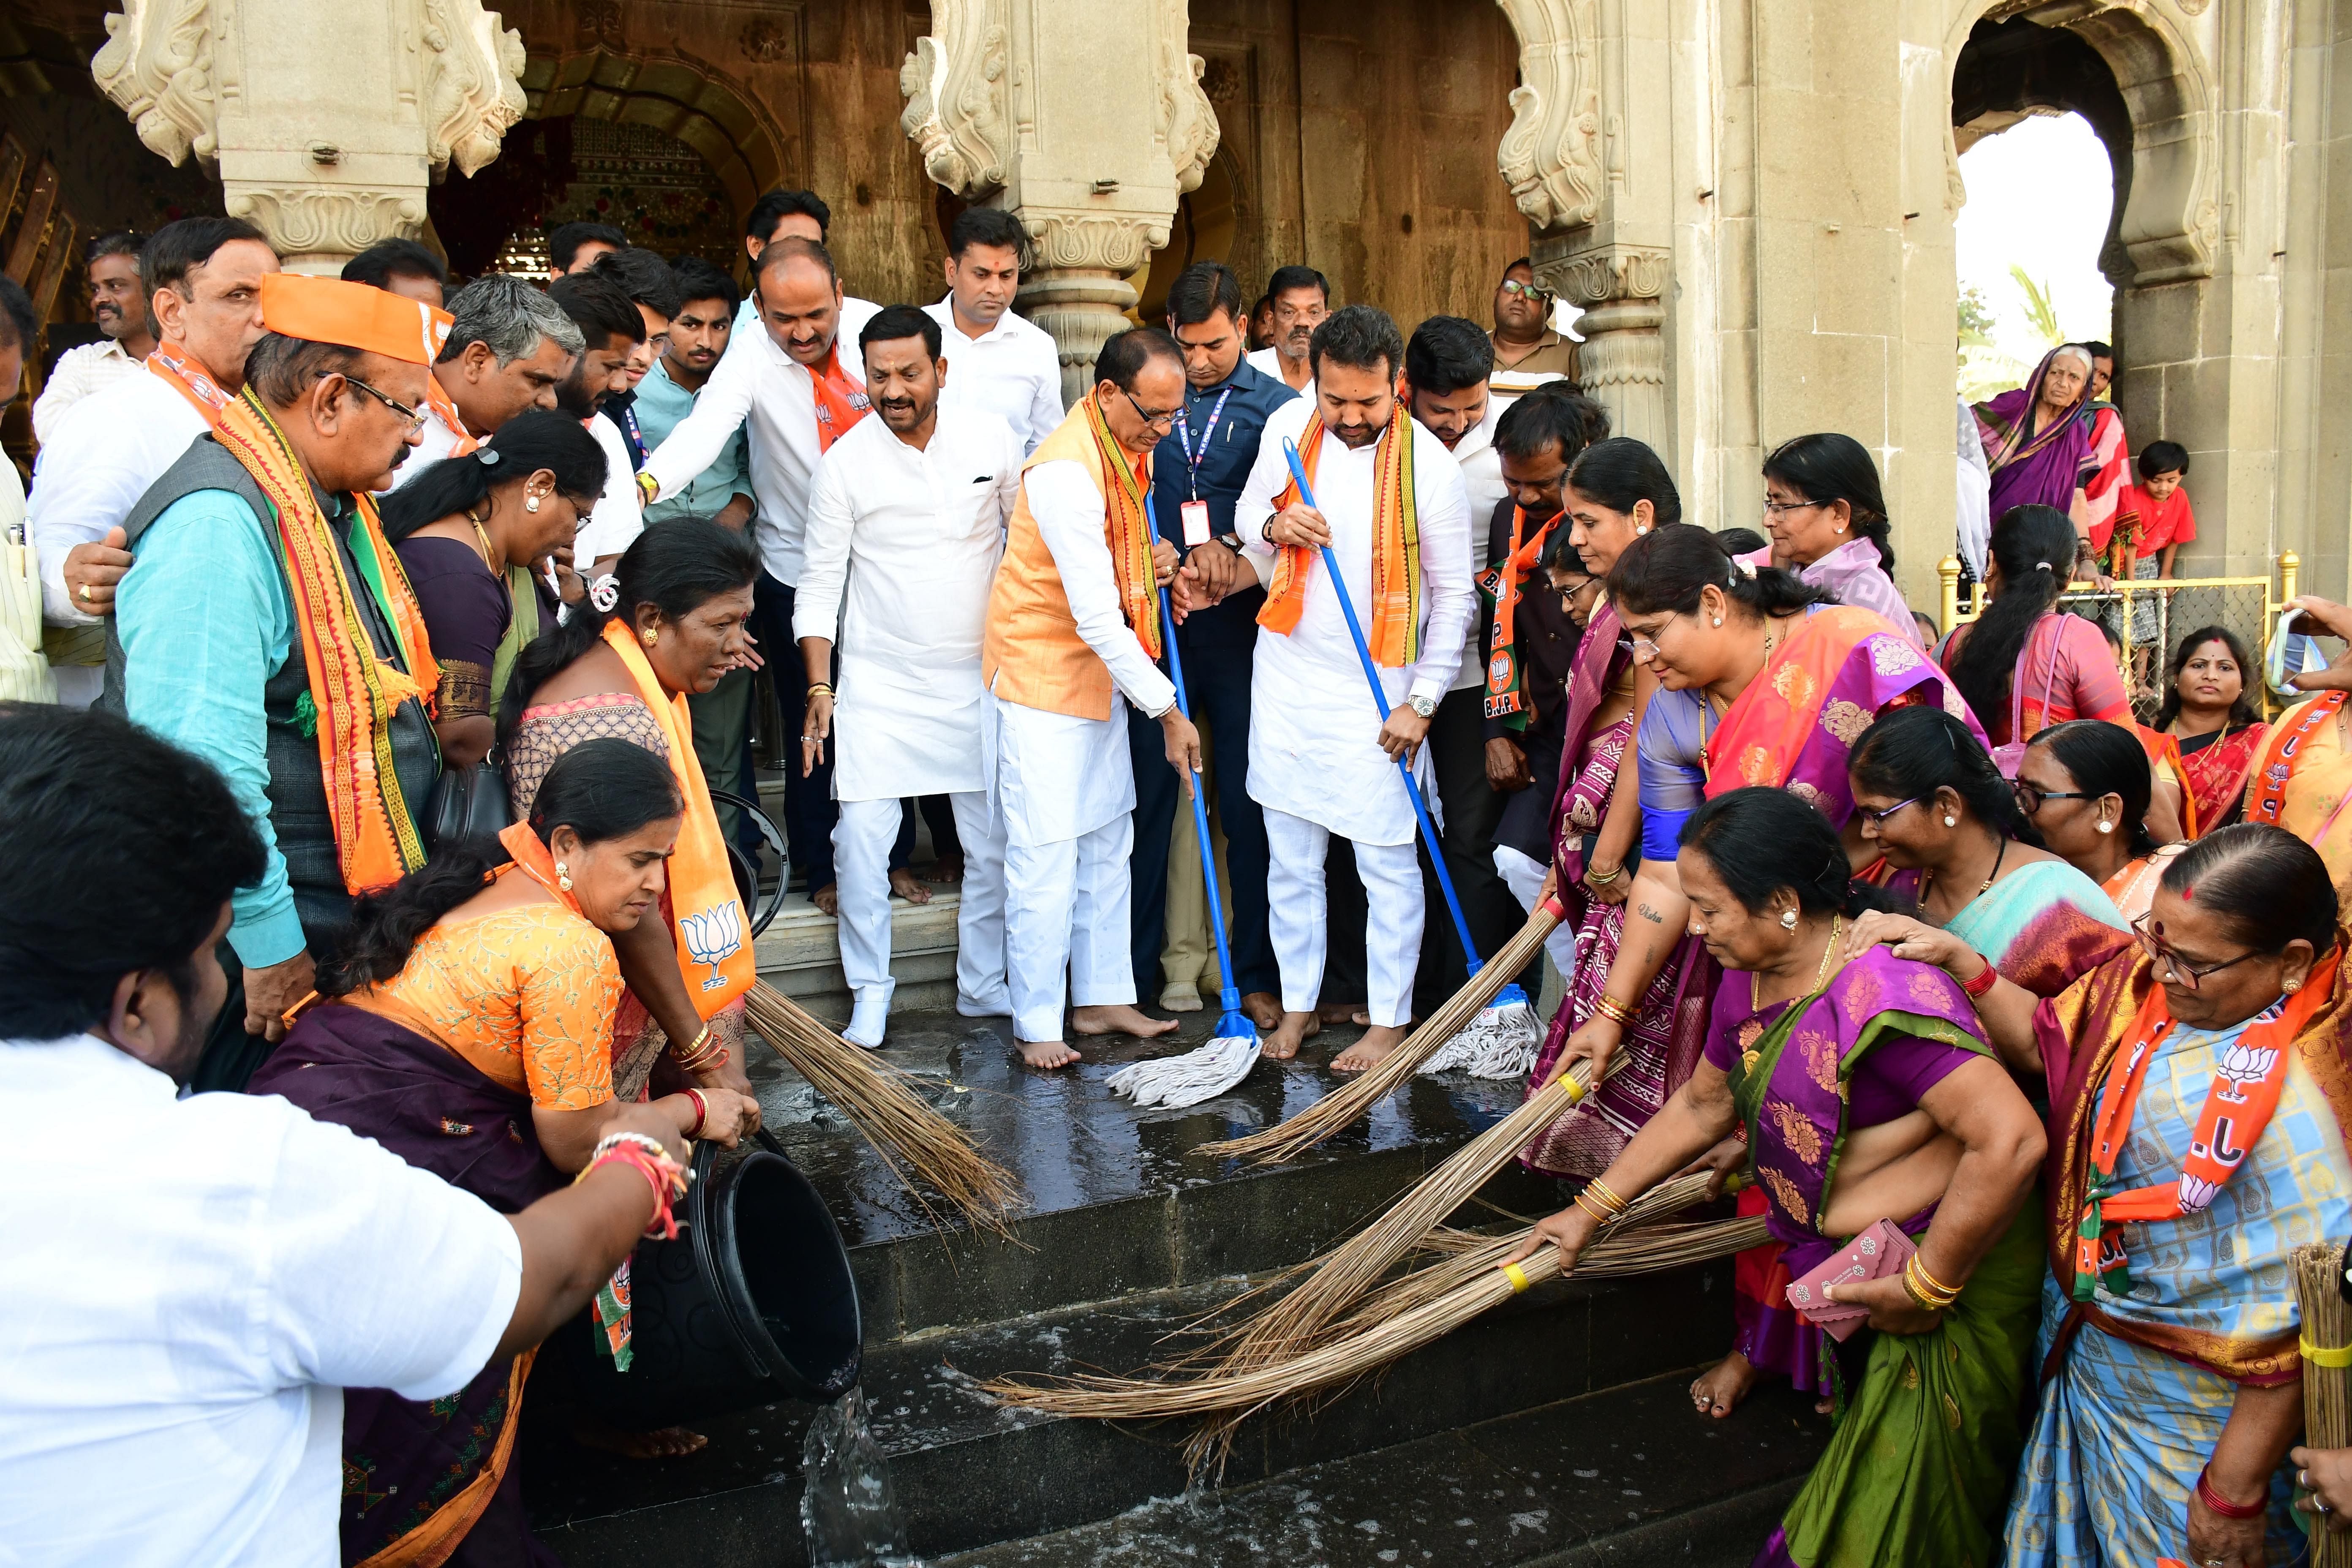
top-left (2295, 1242), bottom-right (2352, 1568)
top-left (745, 981), bottom-right (1023, 1234)
top-left (1196, 903), bottom-right (1562, 1165)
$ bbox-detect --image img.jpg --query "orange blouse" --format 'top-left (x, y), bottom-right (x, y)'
top-left (345, 870), bottom-right (623, 1111)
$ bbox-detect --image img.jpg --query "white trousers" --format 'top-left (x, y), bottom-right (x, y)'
top-left (1264, 807), bottom-right (1423, 1028)
top-left (833, 792), bottom-right (1010, 1016)
top-left (1494, 844), bottom-right (1580, 982)
top-left (1003, 812), bottom-right (1136, 1042)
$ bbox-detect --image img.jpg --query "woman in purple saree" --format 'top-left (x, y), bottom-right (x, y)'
top-left (1974, 343), bottom-right (2095, 523)
top-left (1507, 789), bottom-right (2047, 1568)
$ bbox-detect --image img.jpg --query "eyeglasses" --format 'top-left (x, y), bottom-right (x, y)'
top-left (1854, 795), bottom-right (1924, 829)
top-left (332, 373), bottom-right (427, 435)
top-left (2129, 911), bottom-right (2259, 992)
top-left (1761, 496), bottom-right (1825, 517)
top-left (1499, 279), bottom-right (1553, 304)
top-left (2012, 779), bottom-right (2099, 816)
top-left (1120, 387), bottom-right (1183, 431)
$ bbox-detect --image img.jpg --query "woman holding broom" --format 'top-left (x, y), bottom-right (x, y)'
top-left (1508, 787), bottom-right (2047, 1568)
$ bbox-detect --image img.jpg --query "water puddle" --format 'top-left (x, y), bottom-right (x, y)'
top-left (800, 1388), bottom-right (925, 1567)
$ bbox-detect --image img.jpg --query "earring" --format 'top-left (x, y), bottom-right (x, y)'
top-left (525, 494), bottom-right (542, 513)
top-left (1636, 525), bottom-right (1650, 535)
top-left (1834, 523), bottom-right (1846, 534)
top-left (1779, 909), bottom-right (1798, 931)
top-left (641, 627), bottom-right (659, 648)
top-left (2287, 979), bottom-right (2303, 994)
top-left (554, 860), bottom-right (573, 893)
top-left (2096, 820), bottom-right (2113, 834)
top-left (1944, 816), bottom-right (1957, 827)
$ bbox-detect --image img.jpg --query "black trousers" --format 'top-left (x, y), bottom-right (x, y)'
top-left (1124, 643), bottom-right (1279, 997)
top-left (751, 571), bottom-right (838, 891)
top-left (1416, 686), bottom-right (1537, 1014)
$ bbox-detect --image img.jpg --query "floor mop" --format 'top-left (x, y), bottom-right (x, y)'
top-left (1277, 438), bottom-right (1540, 1078)
top-left (1106, 585), bottom-right (1263, 1109)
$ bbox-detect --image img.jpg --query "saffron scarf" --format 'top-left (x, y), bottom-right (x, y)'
top-left (145, 347), bottom-right (234, 422)
top-left (1481, 504), bottom-right (1560, 723)
top-left (598, 618), bottom-right (755, 1015)
top-left (2246, 691), bottom-right (2346, 830)
top-left (422, 374), bottom-right (479, 458)
top-left (213, 390), bottom-right (436, 894)
top-left (2072, 971), bottom-right (2335, 1301)
top-left (2135, 723), bottom-right (2197, 838)
top-left (811, 340), bottom-right (871, 453)
top-left (1079, 389), bottom-right (1164, 661)
top-left (1257, 406), bottom-right (1424, 667)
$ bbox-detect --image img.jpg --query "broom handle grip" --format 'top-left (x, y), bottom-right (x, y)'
top-left (1280, 439), bottom-right (1486, 976)
top-left (1159, 583), bottom-right (1244, 1015)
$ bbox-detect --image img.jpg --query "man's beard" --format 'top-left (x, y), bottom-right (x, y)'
top-left (554, 373), bottom-right (599, 419)
top-left (878, 395), bottom-right (933, 430)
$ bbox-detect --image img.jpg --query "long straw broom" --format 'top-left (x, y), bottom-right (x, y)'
top-left (2295, 1241), bottom-right (2352, 1567)
top-left (1197, 896), bottom-right (1565, 1165)
top-left (744, 980), bottom-right (1023, 1234)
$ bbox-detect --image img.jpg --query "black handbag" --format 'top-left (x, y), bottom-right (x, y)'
top-left (422, 760), bottom-right (514, 855)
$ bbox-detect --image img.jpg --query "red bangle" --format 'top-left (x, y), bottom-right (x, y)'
top-left (1960, 955), bottom-right (1999, 999)
top-left (2197, 1463), bottom-right (2268, 1520)
top-left (683, 1087), bottom-right (709, 1138)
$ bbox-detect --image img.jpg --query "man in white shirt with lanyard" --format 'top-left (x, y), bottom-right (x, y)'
top-left (1236, 305), bottom-right (1475, 1071)
top-left (924, 206), bottom-right (1064, 456)
top-left (797, 306), bottom-right (1021, 1046)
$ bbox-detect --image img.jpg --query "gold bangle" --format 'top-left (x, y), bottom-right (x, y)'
top-left (1910, 1254), bottom-right (1962, 1304)
top-left (1571, 1191), bottom-right (1618, 1225)
top-left (1586, 861), bottom-right (1623, 885)
top-left (1593, 994), bottom-right (1636, 1026)
top-left (1902, 1255), bottom-right (1958, 1311)
top-left (1584, 1176), bottom-right (1631, 1217)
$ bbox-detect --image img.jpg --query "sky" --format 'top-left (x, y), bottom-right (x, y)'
top-left (1954, 111), bottom-right (2115, 376)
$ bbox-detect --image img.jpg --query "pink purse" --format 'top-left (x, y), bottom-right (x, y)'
top-left (1990, 615), bottom-right (2063, 779)
top-left (1784, 1219), bottom-right (1918, 1341)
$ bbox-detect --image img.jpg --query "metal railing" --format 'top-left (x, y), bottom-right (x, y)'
top-left (1935, 551), bottom-right (2301, 723)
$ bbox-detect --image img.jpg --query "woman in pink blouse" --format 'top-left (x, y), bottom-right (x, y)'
top-left (1742, 433), bottom-right (1922, 647)
top-left (1939, 503), bottom-right (2132, 747)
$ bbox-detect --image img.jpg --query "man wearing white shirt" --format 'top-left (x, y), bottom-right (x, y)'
top-left (798, 306), bottom-right (1021, 1047)
top-left (546, 272), bottom-right (650, 575)
top-left (30, 217), bottom-right (276, 709)
top-left (1242, 264), bottom-right (1328, 397)
top-left (1235, 306), bottom-right (1475, 1070)
top-left (30, 231), bottom-right (153, 442)
top-left (0, 705), bottom-right (681, 1568)
top-left (637, 237), bottom-right (879, 909)
top-left (924, 206), bottom-right (1064, 455)
top-left (724, 187), bottom-right (883, 384)
top-left (981, 329), bottom-right (1199, 1067)
top-left (383, 274), bottom-right (581, 485)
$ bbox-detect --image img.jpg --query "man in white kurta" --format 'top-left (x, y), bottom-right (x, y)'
top-left (1236, 306), bottom-right (1475, 1070)
top-left (797, 307), bottom-right (1021, 1047)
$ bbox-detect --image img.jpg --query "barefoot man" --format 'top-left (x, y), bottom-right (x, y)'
top-left (1236, 306), bottom-right (1474, 1071)
top-left (982, 328), bottom-right (1201, 1068)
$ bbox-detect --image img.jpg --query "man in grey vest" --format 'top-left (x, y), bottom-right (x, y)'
top-left (100, 273), bottom-right (448, 1088)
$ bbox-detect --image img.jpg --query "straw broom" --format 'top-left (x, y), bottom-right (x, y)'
top-left (2295, 1241), bottom-right (2352, 1566)
top-left (744, 980), bottom-right (1023, 1234)
top-left (1196, 899), bottom-right (1565, 1166)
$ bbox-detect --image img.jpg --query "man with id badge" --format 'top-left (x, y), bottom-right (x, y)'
top-left (1123, 262), bottom-right (1298, 1026)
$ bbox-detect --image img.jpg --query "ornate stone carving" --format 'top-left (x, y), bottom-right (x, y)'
top-left (227, 187), bottom-right (427, 255)
top-left (739, 15), bottom-right (796, 64)
top-left (1537, 244), bottom-right (1669, 305)
top-left (900, 2), bottom-right (1014, 199)
top-left (1025, 210), bottom-right (1169, 275)
top-left (1154, 3), bottom-right (1219, 196)
top-left (92, 0), bottom-right (220, 169)
top-left (1493, 0), bottom-right (1602, 233)
top-left (1198, 55), bottom-right (1243, 105)
top-left (577, 0), bottom-right (626, 50)
top-left (418, 0), bottom-right (528, 179)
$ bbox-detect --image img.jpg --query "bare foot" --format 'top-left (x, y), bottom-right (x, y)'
top-left (572, 1414), bottom-right (708, 1459)
top-left (1330, 1023), bottom-right (1409, 1073)
top-left (1689, 1352), bottom-right (1761, 1420)
top-left (1017, 1037), bottom-right (1081, 1069)
top-left (1241, 991), bottom-right (1283, 1030)
top-left (1263, 1010), bottom-right (1321, 1061)
top-left (1317, 1001), bottom-right (1364, 1026)
top-left (1071, 1003), bottom-right (1179, 1039)
top-left (923, 852), bottom-right (964, 885)
top-left (812, 882), bottom-right (839, 916)
top-left (889, 867), bottom-right (932, 904)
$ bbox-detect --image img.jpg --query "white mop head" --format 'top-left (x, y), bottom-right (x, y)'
top-left (1107, 1033), bottom-right (1262, 1109)
top-left (1416, 998), bottom-right (1542, 1080)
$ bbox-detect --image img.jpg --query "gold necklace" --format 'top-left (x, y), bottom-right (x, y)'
top-left (1917, 836), bottom-right (2005, 917)
top-left (464, 506), bottom-right (502, 572)
top-left (1752, 912), bottom-right (1844, 1011)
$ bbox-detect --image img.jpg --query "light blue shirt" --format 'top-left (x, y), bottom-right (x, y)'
top-left (633, 358), bottom-right (751, 527)
top-left (115, 487), bottom-right (305, 967)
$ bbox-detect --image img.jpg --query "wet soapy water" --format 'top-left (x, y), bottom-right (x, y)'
top-left (800, 1388), bottom-right (926, 1567)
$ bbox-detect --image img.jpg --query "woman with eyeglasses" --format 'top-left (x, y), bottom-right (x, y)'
top-left (1740, 433), bottom-right (1922, 648)
top-left (2014, 718), bottom-right (2187, 923)
top-left (2002, 825), bottom-right (2351, 1568)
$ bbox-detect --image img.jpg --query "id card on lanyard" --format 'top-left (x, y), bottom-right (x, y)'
top-left (1173, 386), bottom-right (1234, 546)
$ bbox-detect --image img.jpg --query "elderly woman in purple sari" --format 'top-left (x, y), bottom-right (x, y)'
top-left (1508, 788), bottom-right (2047, 1568)
top-left (1975, 344), bottom-right (2094, 518)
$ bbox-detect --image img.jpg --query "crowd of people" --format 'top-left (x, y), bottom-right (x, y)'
top-left (5, 183), bottom-right (2352, 1568)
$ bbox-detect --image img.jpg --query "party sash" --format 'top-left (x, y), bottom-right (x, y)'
top-left (1257, 406), bottom-right (1423, 667)
top-left (810, 340), bottom-right (871, 453)
top-left (1481, 504), bottom-right (1559, 722)
top-left (2072, 967), bottom-right (2335, 1301)
top-left (2246, 691), bottom-right (2347, 829)
top-left (423, 374), bottom-right (479, 458)
top-left (1080, 389), bottom-right (1164, 662)
top-left (146, 347), bottom-right (233, 422)
top-left (213, 391), bottom-right (436, 894)
top-left (598, 619), bottom-right (755, 1015)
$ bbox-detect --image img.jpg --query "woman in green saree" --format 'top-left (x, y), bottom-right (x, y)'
top-left (1508, 786), bottom-right (2047, 1568)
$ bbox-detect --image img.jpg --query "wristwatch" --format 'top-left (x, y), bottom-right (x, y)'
top-left (1407, 693), bottom-right (1438, 720)
top-left (1214, 531), bottom-right (1243, 553)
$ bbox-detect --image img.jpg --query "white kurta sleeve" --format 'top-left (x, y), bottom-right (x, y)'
top-left (27, 406), bottom-right (167, 627)
top-left (1233, 414), bottom-right (1300, 556)
top-left (642, 329), bottom-right (761, 501)
top-left (1024, 461), bottom-right (1178, 717)
top-left (991, 425), bottom-right (1024, 531)
top-left (1023, 342), bottom-right (1065, 457)
top-left (794, 443), bottom-right (856, 646)
top-left (1405, 440), bottom-right (1476, 705)
top-left (574, 413), bottom-right (643, 564)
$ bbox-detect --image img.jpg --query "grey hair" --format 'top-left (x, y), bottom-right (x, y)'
top-left (438, 275), bottom-right (585, 368)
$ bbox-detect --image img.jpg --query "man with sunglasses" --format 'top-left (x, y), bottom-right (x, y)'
top-left (1489, 259), bottom-right (1581, 407)
top-left (98, 275), bottom-right (449, 1091)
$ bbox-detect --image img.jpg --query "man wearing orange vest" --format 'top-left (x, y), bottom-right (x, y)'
top-left (982, 329), bottom-right (1201, 1069)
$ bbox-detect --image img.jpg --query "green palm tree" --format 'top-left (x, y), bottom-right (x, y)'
top-left (2009, 264), bottom-right (2066, 348)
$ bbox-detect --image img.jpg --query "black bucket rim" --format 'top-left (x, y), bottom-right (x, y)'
top-left (710, 1129), bottom-right (863, 1401)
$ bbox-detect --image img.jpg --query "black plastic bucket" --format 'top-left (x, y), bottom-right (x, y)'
top-left (564, 1130), bottom-right (861, 1426)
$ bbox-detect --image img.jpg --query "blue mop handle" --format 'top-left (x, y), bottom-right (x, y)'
top-left (1279, 439), bottom-right (1492, 981)
top-left (1158, 584), bottom-right (1244, 1018)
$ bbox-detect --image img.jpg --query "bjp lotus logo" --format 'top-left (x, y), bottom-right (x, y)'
top-left (2214, 1041), bottom-right (2277, 1105)
top-left (681, 901), bottom-right (744, 991)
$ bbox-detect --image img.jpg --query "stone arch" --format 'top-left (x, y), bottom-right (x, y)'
top-left (519, 49), bottom-right (792, 222)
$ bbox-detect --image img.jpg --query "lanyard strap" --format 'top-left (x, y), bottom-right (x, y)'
top-left (1172, 386), bottom-right (1236, 499)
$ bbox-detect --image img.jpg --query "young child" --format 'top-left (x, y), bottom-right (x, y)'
top-left (2108, 439), bottom-right (2196, 686)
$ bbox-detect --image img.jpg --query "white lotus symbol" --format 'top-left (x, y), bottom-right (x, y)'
top-left (681, 901), bottom-right (744, 990)
top-left (2177, 1173), bottom-right (2220, 1212)
top-left (2214, 1042), bottom-right (2276, 1102)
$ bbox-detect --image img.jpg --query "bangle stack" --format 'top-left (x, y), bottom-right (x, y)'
top-left (1901, 1254), bottom-right (1961, 1312)
top-left (807, 682), bottom-right (835, 698)
top-left (1572, 1176), bottom-right (1631, 1227)
top-left (670, 1024), bottom-right (730, 1075)
top-left (1959, 954), bottom-right (2000, 999)
top-left (576, 1130), bottom-right (691, 1240)
top-left (1593, 993), bottom-right (1636, 1026)
top-left (1586, 862), bottom-right (1623, 885)
top-left (2196, 1463), bottom-right (2267, 1521)
top-left (683, 1087), bottom-right (710, 1138)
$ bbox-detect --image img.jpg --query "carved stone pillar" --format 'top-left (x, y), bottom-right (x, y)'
top-left (902, 0), bottom-right (1218, 405)
top-left (1536, 242), bottom-right (1670, 445)
top-left (94, 0), bottom-right (526, 272)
